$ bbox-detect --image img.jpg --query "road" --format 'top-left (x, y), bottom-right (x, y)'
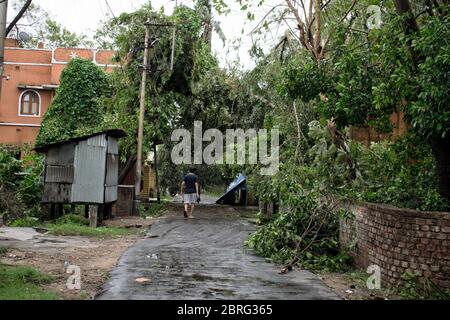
top-left (97, 204), bottom-right (339, 300)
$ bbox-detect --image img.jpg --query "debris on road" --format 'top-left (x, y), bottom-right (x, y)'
top-left (135, 277), bottom-right (151, 284)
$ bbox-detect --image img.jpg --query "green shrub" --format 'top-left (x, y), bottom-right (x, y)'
top-left (56, 214), bottom-right (89, 226)
top-left (10, 217), bottom-right (40, 228)
top-left (0, 148), bottom-right (44, 223)
top-left (399, 272), bottom-right (450, 300)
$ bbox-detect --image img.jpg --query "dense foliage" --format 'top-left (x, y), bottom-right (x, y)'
top-left (36, 59), bottom-right (111, 146)
top-left (247, 189), bottom-right (352, 272)
top-left (233, 0), bottom-right (450, 271)
top-left (0, 149), bottom-right (43, 223)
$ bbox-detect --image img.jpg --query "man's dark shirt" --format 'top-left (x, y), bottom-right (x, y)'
top-left (184, 173), bottom-right (197, 194)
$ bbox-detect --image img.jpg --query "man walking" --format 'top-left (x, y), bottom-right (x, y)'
top-left (180, 168), bottom-right (200, 219)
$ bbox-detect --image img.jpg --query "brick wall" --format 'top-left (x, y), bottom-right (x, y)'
top-left (339, 200), bottom-right (450, 289)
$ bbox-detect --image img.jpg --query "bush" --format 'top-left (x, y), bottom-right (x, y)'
top-left (398, 272), bottom-right (450, 300)
top-left (10, 217), bottom-right (40, 228)
top-left (0, 148), bottom-right (44, 223)
top-left (36, 58), bottom-right (111, 147)
top-left (55, 214), bottom-right (89, 226)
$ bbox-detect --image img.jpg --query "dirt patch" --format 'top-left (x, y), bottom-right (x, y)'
top-left (102, 216), bottom-right (153, 229)
top-left (0, 217), bottom-right (154, 300)
top-left (318, 272), bottom-right (396, 300)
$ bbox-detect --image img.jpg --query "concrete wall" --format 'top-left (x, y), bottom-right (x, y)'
top-left (339, 200), bottom-right (450, 289)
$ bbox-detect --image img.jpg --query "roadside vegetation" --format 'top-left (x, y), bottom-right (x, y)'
top-left (0, 263), bottom-right (58, 300)
top-left (10, 214), bottom-right (132, 238)
top-left (229, 1), bottom-right (450, 282)
top-left (140, 202), bottom-right (169, 219)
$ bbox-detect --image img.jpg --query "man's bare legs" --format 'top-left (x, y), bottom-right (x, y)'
top-left (183, 203), bottom-right (189, 218)
top-left (183, 203), bottom-right (195, 218)
top-left (189, 204), bottom-right (195, 218)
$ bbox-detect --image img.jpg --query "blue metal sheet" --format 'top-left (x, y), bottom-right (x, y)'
top-left (216, 174), bottom-right (246, 204)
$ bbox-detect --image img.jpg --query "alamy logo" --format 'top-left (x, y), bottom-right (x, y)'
top-left (66, 265), bottom-right (81, 290)
top-left (367, 264), bottom-right (381, 290)
top-left (367, 5), bottom-right (383, 30)
top-left (171, 121), bottom-right (280, 175)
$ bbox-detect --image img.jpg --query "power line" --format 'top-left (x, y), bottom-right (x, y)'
top-left (97, 0), bottom-right (106, 17)
top-left (104, 0), bottom-right (116, 19)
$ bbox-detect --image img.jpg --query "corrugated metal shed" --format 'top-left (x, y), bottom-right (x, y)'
top-left (37, 130), bottom-right (126, 205)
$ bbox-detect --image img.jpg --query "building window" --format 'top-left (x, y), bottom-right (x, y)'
top-left (19, 90), bottom-right (41, 116)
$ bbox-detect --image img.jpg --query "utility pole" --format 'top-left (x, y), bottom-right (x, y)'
top-left (134, 20), bottom-right (175, 214)
top-left (0, 0), bottom-right (8, 98)
top-left (134, 20), bottom-right (151, 216)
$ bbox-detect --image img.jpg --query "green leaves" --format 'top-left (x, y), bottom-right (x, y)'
top-left (36, 58), bottom-right (111, 147)
top-left (407, 16), bottom-right (450, 141)
top-left (277, 56), bottom-right (328, 103)
top-left (246, 190), bottom-right (351, 272)
top-left (0, 148), bottom-right (43, 221)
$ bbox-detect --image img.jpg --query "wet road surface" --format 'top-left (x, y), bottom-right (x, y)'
top-left (97, 205), bottom-right (339, 300)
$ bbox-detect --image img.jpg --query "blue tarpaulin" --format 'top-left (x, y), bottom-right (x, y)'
top-left (216, 174), bottom-right (247, 205)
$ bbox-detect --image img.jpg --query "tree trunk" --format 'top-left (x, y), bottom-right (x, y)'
top-left (394, 0), bottom-right (421, 67)
top-left (431, 135), bottom-right (450, 201)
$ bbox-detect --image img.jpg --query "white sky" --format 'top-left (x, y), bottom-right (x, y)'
top-left (7, 0), bottom-right (289, 70)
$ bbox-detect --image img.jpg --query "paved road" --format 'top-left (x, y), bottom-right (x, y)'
top-left (97, 205), bottom-right (339, 300)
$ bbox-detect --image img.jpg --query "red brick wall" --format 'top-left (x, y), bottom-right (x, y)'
top-left (339, 200), bottom-right (450, 289)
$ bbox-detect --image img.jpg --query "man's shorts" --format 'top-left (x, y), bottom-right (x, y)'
top-left (183, 193), bottom-right (197, 204)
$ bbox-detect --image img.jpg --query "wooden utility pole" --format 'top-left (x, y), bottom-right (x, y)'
top-left (134, 20), bottom-right (151, 216)
top-left (134, 20), bottom-right (175, 214)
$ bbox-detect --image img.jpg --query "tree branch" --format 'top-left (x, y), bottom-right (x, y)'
top-left (6, 0), bottom-right (33, 36)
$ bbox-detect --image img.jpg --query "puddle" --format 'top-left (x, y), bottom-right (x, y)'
top-left (33, 228), bottom-right (49, 234)
top-left (35, 238), bottom-right (66, 244)
top-left (191, 273), bottom-right (214, 281)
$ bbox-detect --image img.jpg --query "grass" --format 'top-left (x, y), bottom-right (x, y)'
top-left (44, 223), bottom-right (131, 237)
top-left (0, 264), bottom-right (59, 300)
top-left (141, 202), bottom-right (168, 218)
top-left (9, 214), bottom-right (132, 238)
top-left (0, 246), bottom-right (8, 257)
top-left (344, 269), bottom-right (450, 300)
top-left (10, 216), bottom-right (40, 227)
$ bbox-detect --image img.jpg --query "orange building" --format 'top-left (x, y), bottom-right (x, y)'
top-left (0, 39), bottom-right (118, 146)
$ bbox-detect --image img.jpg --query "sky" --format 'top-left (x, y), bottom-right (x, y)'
top-left (7, 0), bottom-right (289, 70)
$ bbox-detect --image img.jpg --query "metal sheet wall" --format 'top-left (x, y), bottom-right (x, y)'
top-left (71, 134), bottom-right (107, 203)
